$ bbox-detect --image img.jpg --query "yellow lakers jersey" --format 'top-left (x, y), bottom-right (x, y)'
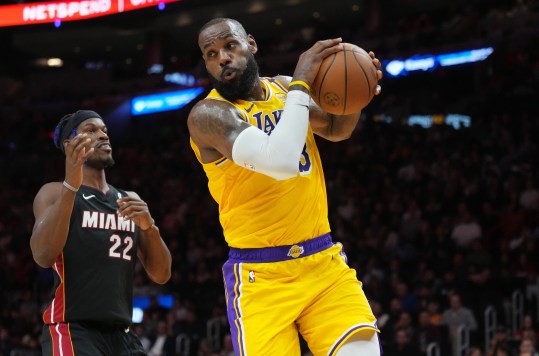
top-left (190, 77), bottom-right (330, 248)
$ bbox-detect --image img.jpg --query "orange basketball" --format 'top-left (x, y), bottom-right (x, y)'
top-left (311, 43), bottom-right (378, 115)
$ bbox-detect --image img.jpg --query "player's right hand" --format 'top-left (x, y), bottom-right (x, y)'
top-left (63, 133), bottom-right (94, 189)
top-left (291, 38), bottom-right (343, 88)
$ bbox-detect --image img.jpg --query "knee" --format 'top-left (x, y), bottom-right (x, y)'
top-left (336, 330), bottom-right (381, 356)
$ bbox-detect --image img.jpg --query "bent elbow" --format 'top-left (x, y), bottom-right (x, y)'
top-left (150, 269), bottom-right (172, 285)
top-left (32, 252), bottom-right (55, 269)
top-left (155, 276), bottom-right (171, 285)
top-left (327, 132), bottom-right (352, 142)
top-left (272, 161), bottom-right (299, 181)
top-left (30, 239), bottom-right (54, 268)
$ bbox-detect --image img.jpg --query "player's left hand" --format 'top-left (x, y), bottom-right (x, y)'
top-left (117, 196), bottom-right (154, 230)
top-left (368, 51), bottom-right (383, 95)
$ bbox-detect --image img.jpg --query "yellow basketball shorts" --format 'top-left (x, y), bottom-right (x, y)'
top-left (222, 234), bottom-right (379, 356)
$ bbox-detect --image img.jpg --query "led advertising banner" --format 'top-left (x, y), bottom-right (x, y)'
top-left (384, 47), bottom-right (494, 78)
top-left (0, 0), bottom-right (181, 27)
top-left (131, 87), bottom-right (205, 116)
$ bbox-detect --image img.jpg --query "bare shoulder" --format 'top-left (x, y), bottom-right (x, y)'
top-left (188, 99), bottom-right (245, 135)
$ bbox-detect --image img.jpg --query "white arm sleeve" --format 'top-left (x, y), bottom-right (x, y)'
top-left (231, 90), bottom-right (310, 181)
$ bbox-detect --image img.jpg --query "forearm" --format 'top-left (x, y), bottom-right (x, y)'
top-left (309, 101), bottom-right (361, 141)
top-left (232, 90), bottom-right (310, 180)
top-left (319, 111), bottom-right (361, 141)
top-left (138, 225), bottom-right (172, 284)
top-left (328, 111), bottom-right (361, 140)
top-left (30, 189), bottom-right (76, 268)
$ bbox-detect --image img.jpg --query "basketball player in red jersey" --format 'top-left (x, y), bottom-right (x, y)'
top-left (30, 110), bottom-right (172, 356)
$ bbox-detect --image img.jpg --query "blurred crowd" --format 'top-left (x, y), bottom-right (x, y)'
top-left (1, 0), bottom-right (539, 355)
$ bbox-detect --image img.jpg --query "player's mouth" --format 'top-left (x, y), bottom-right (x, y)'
top-left (97, 143), bottom-right (112, 152)
top-left (222, 68), bottom-right (238, 81)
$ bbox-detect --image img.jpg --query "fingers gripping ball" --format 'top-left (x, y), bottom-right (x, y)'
top-left (311, 43), bottom-right (378, 115)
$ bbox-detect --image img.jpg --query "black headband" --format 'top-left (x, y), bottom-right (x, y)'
top-left (53, 110), bottom-right (102, 153)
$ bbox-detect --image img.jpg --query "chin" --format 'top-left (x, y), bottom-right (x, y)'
top-left (86, 156), bottom-right (115, 169)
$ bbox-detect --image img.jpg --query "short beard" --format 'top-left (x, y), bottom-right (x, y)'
top-left (210, 54), bottom-right (259, 101)
top-left (85, 156), bottom-right (115, 170)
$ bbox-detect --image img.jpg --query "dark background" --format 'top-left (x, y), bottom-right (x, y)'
top-left (1, 0), bottom-right (538, 355)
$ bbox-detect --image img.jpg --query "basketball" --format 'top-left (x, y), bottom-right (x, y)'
top-left (311, 43), bottom-right (378, 115)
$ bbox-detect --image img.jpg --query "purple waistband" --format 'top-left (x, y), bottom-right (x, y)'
top-left (228, 233), bottom-right (333, 263)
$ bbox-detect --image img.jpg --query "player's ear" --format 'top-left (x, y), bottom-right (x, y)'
top-left (247, 34), bottom-right (258, 54)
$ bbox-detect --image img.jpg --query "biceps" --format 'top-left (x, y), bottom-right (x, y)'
top-left (33, 196), bottom-right (57, 230)
top-left (189, 112), bottom-right (250, 159)
top-left (211, 130), bottom-right (242, 160)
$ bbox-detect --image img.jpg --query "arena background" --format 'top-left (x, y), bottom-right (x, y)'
top-left (1, 0), bottom-right (538, 355)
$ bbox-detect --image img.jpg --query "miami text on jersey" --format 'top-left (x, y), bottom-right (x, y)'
top-left (81, 211), bottom-right (136, 232)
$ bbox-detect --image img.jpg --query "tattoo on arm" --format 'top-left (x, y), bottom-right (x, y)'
top-left (192, 105), bottom-right (246, 145)
top-left (194, 112), bottom-right (234, 137)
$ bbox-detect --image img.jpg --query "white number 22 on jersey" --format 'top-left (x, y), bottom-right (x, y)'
top-left (109, 234), bottom-right (133, 261)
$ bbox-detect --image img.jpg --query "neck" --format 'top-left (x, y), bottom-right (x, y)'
top-left (245, 77), bottom-right (265, 101)
top-left (82, 168), bottom-right (109, 193)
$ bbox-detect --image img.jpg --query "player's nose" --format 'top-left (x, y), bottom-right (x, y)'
top-left (98, 129), bottom-right (109, 140)
top-left (218, 49), bottom-right (232, 67)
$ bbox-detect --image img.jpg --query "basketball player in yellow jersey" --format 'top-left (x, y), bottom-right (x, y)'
top-left (188, 18), bottom-right (383, 356)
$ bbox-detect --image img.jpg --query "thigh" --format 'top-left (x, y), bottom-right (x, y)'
top-left (297, 244), bottom-right (379, 356)
top-left (42, 323), bottom-right (107, 356)
top-left (222, 260), bottom-right (302, 356)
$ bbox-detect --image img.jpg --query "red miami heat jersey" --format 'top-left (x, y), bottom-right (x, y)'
top-left (42, 184), bottom-right (139, 326)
